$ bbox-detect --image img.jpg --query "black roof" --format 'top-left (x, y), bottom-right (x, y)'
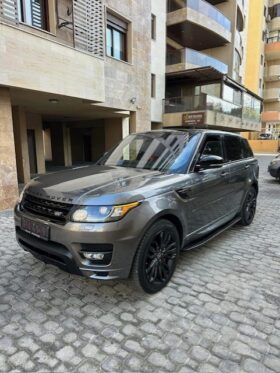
top-left (139, 129), bottom-right (244, 138)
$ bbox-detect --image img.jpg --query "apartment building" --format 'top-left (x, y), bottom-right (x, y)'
top-left (163, 0), bottom-right (262, 133)
top-left (262, 0), bottom-right (280, 138)
top-left (0, 0), bottom-right (167, 210)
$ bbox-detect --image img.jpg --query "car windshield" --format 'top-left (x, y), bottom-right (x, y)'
top-left (98, 132), bottom-right (200, 173)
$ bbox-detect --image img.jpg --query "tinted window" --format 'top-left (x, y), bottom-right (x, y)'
top-left (241, 139), bottom-right (254, 158)
top-left (99, 132), bottom-right (201, 173)
top-left (224, 135), bottom-right (246, 161)
top-left (201, 136), bottom-right (223, 158)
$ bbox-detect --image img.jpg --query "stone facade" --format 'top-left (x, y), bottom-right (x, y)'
top-left (0, 88), bottom-right (18, 210)
top-left (104, 0), bottom-right (152, 132)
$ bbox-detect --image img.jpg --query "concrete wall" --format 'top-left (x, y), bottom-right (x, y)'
top-left (0, 88), bottom-right (18, 210)
top-left (0, 23), bottom-right (105, 102)
top-left (249, 140), bottom-right (280, 153)
top-left (151, 0), bottom-right (166, 124)
top-left (104, 118), bottom-right (123, 150)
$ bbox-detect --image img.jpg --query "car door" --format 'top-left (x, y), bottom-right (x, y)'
top-left (223, 135), bottom-right (250, 215)
top-left (184, 133), bottom-right (231, 240)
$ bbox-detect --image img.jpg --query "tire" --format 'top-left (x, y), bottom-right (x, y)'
top-left (131, 219), bottom-right (180, 294)
top-left (239, 187), bottom-right (257, 226)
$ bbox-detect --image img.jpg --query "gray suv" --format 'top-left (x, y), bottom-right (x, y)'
top-left (14, 130), bottom-right (259, 293)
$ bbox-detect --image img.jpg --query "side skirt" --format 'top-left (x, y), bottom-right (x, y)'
top-left (181, 217), bottom-right (241, 252)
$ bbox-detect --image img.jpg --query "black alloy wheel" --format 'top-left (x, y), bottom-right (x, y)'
top-left (131, 219), bottom-right (180, 294)
top-left (240, 187), bottom-right (257, 226)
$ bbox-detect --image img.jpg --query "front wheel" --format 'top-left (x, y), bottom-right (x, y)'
top-left (131, 219), bottom-right (180, 294)
top-left (239, 187), bottom-right (257, 226)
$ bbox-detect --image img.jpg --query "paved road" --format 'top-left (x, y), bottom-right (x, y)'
top-left (0, 156), bottom-right (279, 373)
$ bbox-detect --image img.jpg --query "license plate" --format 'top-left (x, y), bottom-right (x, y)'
top-left (21, 217), bottom-right (49, 241)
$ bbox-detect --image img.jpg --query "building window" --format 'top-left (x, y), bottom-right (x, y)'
top-left (106, 13), bottom-right (128, 62)
top-left (261, 55), bottom-right (264, 65)
top-left (151, 14), bottom-right (156, 40)
top-left (264, 6), bottom-right (267, 17)
top-left (151, 74), bottom-right (156, 98)
top-left (17, 0), bottom-right (48, 30)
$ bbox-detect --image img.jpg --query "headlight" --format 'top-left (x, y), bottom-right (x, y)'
top-left (271, 160), bottom-right (279, 165)
top-left (71, 202), bottom-right (140, 223)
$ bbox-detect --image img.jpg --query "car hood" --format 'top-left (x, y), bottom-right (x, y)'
top-left (25, 165), bottom-right (188, 205)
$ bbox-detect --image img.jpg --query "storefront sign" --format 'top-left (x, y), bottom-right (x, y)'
top-left (182, 112), bottom-right (205, 126)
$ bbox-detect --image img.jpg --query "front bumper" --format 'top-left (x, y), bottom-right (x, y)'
top-left (268, 165), bottom-right (280, 178)
top-left (14, 205), bottom-right (144, 280)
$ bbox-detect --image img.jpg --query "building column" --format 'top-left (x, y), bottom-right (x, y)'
top-left (0, 88), bottom-right (18, 210)
top-left (12, 107), bottom-right (30, 183)
top-left (26, 113), bottom-right (46, 175)
top-left (63, 124), bottom-right (72, 167)
top-left (129, 112), bottom-right (137, 134)
top-left (122, 117), bottom-right (130, 138)
top-left (104, 118), bottom-right (123, 150)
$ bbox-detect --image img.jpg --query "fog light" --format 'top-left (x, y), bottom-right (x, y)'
top-left (83, 252), bottom-right (105, 260)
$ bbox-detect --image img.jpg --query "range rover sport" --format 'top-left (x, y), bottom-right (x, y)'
top-left (14, 130), bottom-right (259, 293)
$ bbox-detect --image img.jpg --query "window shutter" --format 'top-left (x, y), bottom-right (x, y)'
top-left (73, 0), bottom-right (104, 58)
top-left (31, 0), bottom-right (46, 29)
top-left (0, 0), bottom-right (18, 24)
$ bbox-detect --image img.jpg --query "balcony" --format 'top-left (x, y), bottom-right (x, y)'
top-left (166, 48), bottom-right (228, 75)
top-left (265, 40), bottom-right (280, 60)
top-left (263, 88), bottom-right (280, 102)
top-left (265, 65), bottom-right (280, 81)
top-left (167, 0), bottom-right (231, 50)
top-left (163, 94), bottom-right (261, 131)
top-left (262, 111), bottom-right (280, 123)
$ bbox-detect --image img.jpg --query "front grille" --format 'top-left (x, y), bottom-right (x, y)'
top-left (21, 194), bottom-right (73, 224)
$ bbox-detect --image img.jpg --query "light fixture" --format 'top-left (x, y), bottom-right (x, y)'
top-left (130, 97), bottom-right (137, 104)
top-left (48, 98), bottom-right (59, 104)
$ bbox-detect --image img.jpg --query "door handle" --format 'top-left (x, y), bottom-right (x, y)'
top-left (244, 165), bottom-right (250, 169)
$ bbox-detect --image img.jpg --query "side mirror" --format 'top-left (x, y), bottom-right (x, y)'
top-left (195, 155), bottom-right (224, 171)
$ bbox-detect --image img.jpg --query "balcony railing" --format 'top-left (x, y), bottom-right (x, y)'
top-left (166, 48), bottom-right (228, 74)
top-left (167, 0), bottom-right (231, 31)
top-left (165, 94), bottom-right (242, 117)
top-left (164, 94), bottom-right (261, 122)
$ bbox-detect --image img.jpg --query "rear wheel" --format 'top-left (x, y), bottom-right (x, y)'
top-left (131, 219), bottom-right (180, 294)
top-left (239, 187), bottom-right (257, 226)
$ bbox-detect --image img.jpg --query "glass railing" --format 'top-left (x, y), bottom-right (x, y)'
top-left (165, 94), bottom-right (261, 122)
top-left (167, 0), bottom-right (231, 31)
top-left (165, 94), bottom-right (242, 118)
top-left (166, 48), bottom-right (228, 74)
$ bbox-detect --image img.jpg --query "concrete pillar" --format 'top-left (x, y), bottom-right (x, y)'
top-left (62, 124), bottom-right (72, 167)
top-left (0, 88), bottom-right (18, 210)
top-left (91, 126), bottom-right (105, 162)
top-left (12, 107), bottom-right (30, 183)
top-left (122, 117), bottom-right (130, 139)
top-left (129, 112), bottom-right (137, 134)
top-left (104, 118), bottom-right (123, 150)
top-left (26, 113), bottom-right (46, 174)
